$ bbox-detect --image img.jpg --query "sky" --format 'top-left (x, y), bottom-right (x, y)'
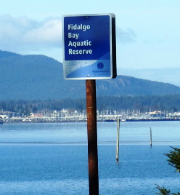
top-left (0, 0), bottom-right (180, 75)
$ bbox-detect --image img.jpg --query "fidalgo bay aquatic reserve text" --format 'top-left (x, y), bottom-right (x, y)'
top-left (67, 24), bottom-right (92, 55)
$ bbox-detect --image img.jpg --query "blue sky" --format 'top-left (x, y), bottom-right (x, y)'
top-left (0, 0), bottom-right (180, 73)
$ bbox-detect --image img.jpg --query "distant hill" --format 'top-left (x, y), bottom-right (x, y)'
top-left (1, 50), bottom-right (180, 100)
top-left (119, 67), bottom-right (180, 87)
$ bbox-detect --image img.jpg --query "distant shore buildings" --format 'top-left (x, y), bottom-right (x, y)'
top-left (1, 109), bottom-right (180, 123)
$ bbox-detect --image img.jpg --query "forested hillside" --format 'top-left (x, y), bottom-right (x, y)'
top-left (1, 50), bottom-right (180, 100)
top-left (0, 95), bottom-right (180, 116)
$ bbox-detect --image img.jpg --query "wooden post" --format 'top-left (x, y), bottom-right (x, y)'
top-left (150, 127), bottom-right (152, 146)
top-left (116, 119), bottom-right (120, 162)
top-left (86, 80), bottom-right (99, 195)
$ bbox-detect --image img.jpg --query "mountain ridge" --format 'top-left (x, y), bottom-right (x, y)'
top-left (0, 50), bottom-right (180, 100)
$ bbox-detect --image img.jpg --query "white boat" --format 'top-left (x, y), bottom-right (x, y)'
top-left (0, 116), bottom-right (3, 124)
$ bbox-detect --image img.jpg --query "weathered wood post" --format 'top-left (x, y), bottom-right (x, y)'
top-left (86, 80), bottom-right (99, 195)
top-left (116, 119), bottom-right (120, 162)
top-left (150, 127), bottom-right (152, 146)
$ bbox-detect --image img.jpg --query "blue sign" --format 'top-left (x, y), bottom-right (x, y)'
top-left (63, 14), bottom-right (116, 80)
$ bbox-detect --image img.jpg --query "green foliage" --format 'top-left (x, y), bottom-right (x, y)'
top-left (96, 95), bottom-right (180, 112)
top-left (2, 95), bottom-right (180, 116)
top-left (156, 147), bottom-right (180, 195)
top-left (156, 185), bottom-right (170, 195)
top-left (165, 147), bottom-right (180, 172)
top-left (0, 99), bottom-right (86, 116)
top-left (156, 185), bottom-right (180, 195)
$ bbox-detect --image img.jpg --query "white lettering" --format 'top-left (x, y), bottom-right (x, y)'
top-left (69, 49), bottom-right (72, 54)
top-left (68, 33), bottom-right (79, 39)
top-left (68, 24), bottom-right (90, 31)
top-left (68, 40), bottom-right (92, 48)
top-left (69, 49), bottom-right (92, 55)
top-left (68, 41), bottom-right (73, 47)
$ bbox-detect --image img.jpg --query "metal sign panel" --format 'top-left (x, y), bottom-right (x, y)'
top-left (63, 14), bottom-right (116, 80)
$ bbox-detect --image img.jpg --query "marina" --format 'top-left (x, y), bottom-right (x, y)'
top-left (1, 110), bottom-right (180, 123)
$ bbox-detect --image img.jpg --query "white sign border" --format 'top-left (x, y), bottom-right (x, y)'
top-left (62, 13), bottom-right (115, 80)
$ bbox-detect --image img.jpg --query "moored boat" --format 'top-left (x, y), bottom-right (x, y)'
top-left (0, 117), bottom-right (3, 124)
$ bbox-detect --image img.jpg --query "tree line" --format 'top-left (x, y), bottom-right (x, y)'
top-left (1, 95), bottom-right (180, 116)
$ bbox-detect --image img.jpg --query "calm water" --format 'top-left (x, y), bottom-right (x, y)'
top-left (0, 121), bottom-right (180, 195)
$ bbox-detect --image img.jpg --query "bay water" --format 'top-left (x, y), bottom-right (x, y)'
top-left (0, 121), bottom-right (180, 194)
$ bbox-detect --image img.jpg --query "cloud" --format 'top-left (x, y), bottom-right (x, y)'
top-left (0, 15), bottom-right (62, 52)
top-left (0, 15), bottom-right (136, 55)
top-left (116, 27), bottom-right (137, 43)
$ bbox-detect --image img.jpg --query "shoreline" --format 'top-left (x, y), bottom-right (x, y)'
top-left (2, 118), bottom-right (180, 124)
